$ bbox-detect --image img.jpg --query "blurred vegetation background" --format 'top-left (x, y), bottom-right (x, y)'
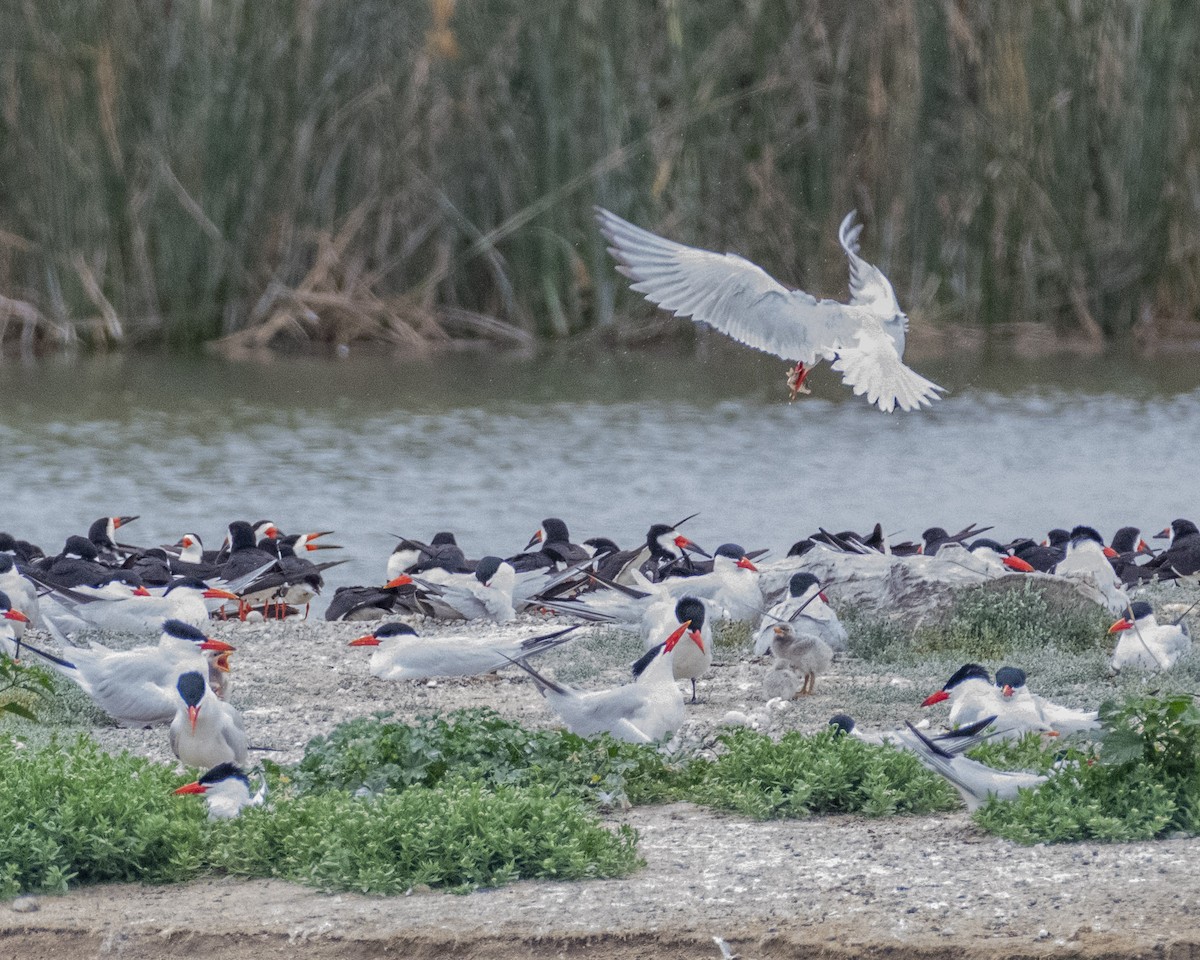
top-left (1, 0), bottom-right (1197, 356)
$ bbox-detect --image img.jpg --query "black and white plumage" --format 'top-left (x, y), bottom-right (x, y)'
top-left (1109, 601), bottom-right (1192, 672)
top-left (174, 762), bottom-right (266, 820)
top-left (170, 670), bottom-right (248, 769)
top-left (596, 206), bottom-right (944, 413)
top-left (899, 721), bottom-right (1049, 811)
top-left (753, 572), bottom-right (847, 655)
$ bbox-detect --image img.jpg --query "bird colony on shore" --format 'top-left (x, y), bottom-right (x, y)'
top-left (1, 511), bottom-right (1196, 818)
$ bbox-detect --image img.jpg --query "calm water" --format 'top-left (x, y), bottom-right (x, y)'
top-left (2, 344), bottom-right (1198, 605)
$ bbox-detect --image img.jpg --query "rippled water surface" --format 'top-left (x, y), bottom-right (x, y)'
top-left (3, 346), bottom-right (1198, 601)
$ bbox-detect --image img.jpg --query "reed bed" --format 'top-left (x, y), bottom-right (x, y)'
top-left (1, 0), bottom-right (1197, 354)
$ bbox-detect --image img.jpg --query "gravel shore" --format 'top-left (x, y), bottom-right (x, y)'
top-left (6, 611), bottom-right (1200, 958)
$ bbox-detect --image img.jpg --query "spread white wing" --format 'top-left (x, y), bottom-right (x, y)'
top-left (831, 323), bottom-right (945, 413)
top-left (596, 207), bottom-right (852, 365)
top-left (838, 210), bottom-right (902, 316)
top-left (597, 207), bottom-right (944, 413)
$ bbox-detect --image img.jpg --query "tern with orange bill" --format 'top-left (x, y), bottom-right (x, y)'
top-left (52, 619), bottom-right (236, 726)
top-left (1109, 601), bottom-right (1192, 672)
top-left (170, 670), bottom-right (248, 769)
top-left (504, 620), bottom-right (691, 743)
top-left (349, 622), bottom-right (581, 680)
top-left (174, 762), bottom-right (266, 820)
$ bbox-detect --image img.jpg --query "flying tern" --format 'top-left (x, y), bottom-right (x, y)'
top-left (596, 206), bottom-right (944, 412)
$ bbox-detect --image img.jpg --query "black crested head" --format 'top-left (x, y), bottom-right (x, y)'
top-left (787, 539), bottom-right (816, 558)
top-left (1172, 519), bottom-right (1200, 539)
top-left (1129, 600), bottom-right (1154, 620)
top-left (164, 578), bottom-right (210, 594)
top-left (969, 538), bottom-right (1005, 553)
top-left (228, 521), bottom-right (256, 551)
top-left (1047, 528), bottom-right (1071, 546)
top-left (828, 714), bottom-right (856, 736)
top-left (198, 762), bottom-right (249, 787)
top-left (0, 590), bottom-right (10, 610)
top-left (943, 663), bottom-right (991, 690)
top-left (1068, 525), bottom-right (1104, 546)
top-left (994, 666), bottom-right (1027, 689)
top-left (431, 531), bottom-right (458, 546)
top-left (715, 543), bottom-right (746, 561)
top-left (163, 619), bottom-right (208, 643)
top-left (541, 518), bottom-right (571, 543)
top-left (1110, 527), bottom-right (1140, 553)
top-left (584, 537), bottom-right (620, 557)
top-left (376, 621), bottom-right (418, 640)
top-left (176, 671), bottom-right (207, 707)
top-left (675, 596), bottom-right (706, 630)
top-left (474, 556), bottom-right (504, 584)
top-left (63, 536), bottom-right (99, 560)
top-left (922, 527), bottom-right (949, 543)
top-left (87, 517), bottom-right (115, 545)
top-left (788, 572), bottom-right (820, 598)
top-left (0, 533), bottom-right (15, 552)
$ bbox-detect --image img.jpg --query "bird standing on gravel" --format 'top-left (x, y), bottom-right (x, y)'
top-left (633, 596), bottom-right (711, 703)
top-left (767, 622), bottom-right (832, 696)
top-left (596, 206), bottom-right (944, 412)
top-left (170, 670), bottom-right (249, 769)
top-left (753, 572), bottom-right (847, 656)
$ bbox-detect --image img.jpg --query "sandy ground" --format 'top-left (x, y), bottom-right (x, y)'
top-left (5, 613), bottom-right (1200, 958)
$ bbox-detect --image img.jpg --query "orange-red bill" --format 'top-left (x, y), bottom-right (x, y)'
top-left (921, 690), bottom-right (950, 707)
top-left (174, 781), bottom-right (206, 795)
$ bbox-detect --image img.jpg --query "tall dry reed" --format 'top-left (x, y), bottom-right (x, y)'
top-left (0, 0), bottom-right (1196, 352)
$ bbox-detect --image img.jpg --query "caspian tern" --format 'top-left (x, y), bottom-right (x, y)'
top-left (656, 543), bottom-right (762, 621)
top-left (633, 596), bottom-right (711, 702)
top-left (174, 762), bottom-right (267, 820)
top-left (990, 666), bottom-right (1057, 736)
top-left (39, 577), bottom-right (239, 634)
top-left (753, 572), bottom-right (847, 655)
top-left (829, 713), bottom-right (998, 754)
top-left (55, 619), bottom-right (235, 726)
top-left (922, 664), bottom-right (1006, 730)
top-left (595, 206), bottom-right (944, 412)
top-left (1109, 601), bottom-right (1192, 672)
top-left (0, 590), bottom-right (31, 658)
top-left (766, 622), bottom-right (833, 696)
top-left (505, 621), bottom-right (691, 743)
top-left (411, 556), bottom-right (518, 622)
top-left (1052, 526), bottom-right (1129, 614)
top-left (0, 555), bottom-right (42, 627)
top-left (349, 622), bottom-right (581, 680)
top-left (170, 670), bottom-right (249, 769)
top-left (901, 721), bottom-right (1048, 811)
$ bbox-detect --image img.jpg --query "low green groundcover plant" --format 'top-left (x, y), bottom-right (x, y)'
top-left (291, 708), bottom-right (681, 806)
top-left (975, 694), bottom-right (1200, 843)
top-left (845, 583), bottom-right (1109, 662)
top-left (0, 735), bottom-right (639, 898)
top-left (688, 727), bottom-right (959, 818)
top-left (5, 697), bottom-right (1196, 898)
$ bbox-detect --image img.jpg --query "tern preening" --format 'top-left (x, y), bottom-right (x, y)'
top-left (596, 206), bottom-right (944, 412)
